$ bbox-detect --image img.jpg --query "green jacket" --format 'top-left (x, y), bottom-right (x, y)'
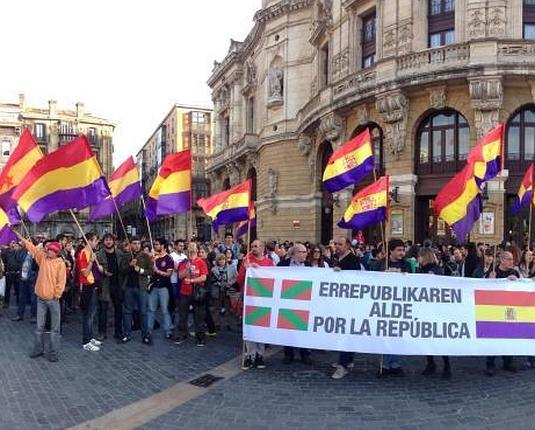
top-left (119, 250), bottom-right (153, 290)
top-left (96, 248), bottom-right (127, 301)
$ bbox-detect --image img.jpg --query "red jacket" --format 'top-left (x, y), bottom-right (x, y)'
top-left (237, 252), bottom-right (273, 290)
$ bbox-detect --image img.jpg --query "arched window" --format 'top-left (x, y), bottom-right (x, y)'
top-left (352, 123), bottom-right (384, 174)
top-left (506, 105), bottom-right (535, 170)
top-left (416, 110), bottom-right (469, 175)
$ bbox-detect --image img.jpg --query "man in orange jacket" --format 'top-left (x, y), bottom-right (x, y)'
top-left (13, 230), bottom-right (66, 362)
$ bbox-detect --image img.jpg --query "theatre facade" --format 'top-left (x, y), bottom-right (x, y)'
top-left (207, 0), bottom-right (535, 245)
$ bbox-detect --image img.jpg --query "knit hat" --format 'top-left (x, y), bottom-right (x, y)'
top-left (45, 242), bottom-right (62, 255)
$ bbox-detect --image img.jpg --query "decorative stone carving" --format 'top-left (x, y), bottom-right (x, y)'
top-left (267, 168), bottom-right (279, 213)
top-left (487, 7), bottom-right (506, 38)
top-left (245, 152), bottom-right (258, 171)
top-left (469, 78), bottom-right (503, 139)
top-left (468, 8), bottom-right (486, 38)
top-left (315, 0), bottom-right (333, 27)
top-left (398, 22), bottom-right (413, 55)
top-left (267, 66), bottom-right (284, 106)
top-left (383, 28), bottom-right (396, 57)
top-left (311, 76), bottom-right (318, 95)
top-left (356, 105), bottom-right (369, 126)
top-left (318, 112), bottom-right (344, 146)
top-left (246, 60), bottom-right (257, 87)
top-left (331, 49), bottom-right (349, 82)
top-left (428, 86), bottom-right (447, 110)
top-left (376, 91), bottom-right (409, 158)
top-left (226, 162), bottom-right (241, 187)
top-left (297, 134), bottom-right (312, 157)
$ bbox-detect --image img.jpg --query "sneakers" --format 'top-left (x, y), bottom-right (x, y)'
top-left (254, 354), bottom-right (266, 369)
top-left (165, 333), bottom-right (173, 340)
top-left (83, 342), bottom-right (100, 352)
top-left (119, 336), bottom-right (131, 344)
top-left (206, 332), bottom-right (217, 337)
top-left (174, 335), bottom-right (188, 345)
top-left (242, 356), bottom-right (253, 370)
top-left (142, 335), bottom-right (153, 345)
top-left (196, 339), bottom-right (206, 347)
top-left (90, 338), bottom-right (102, 347)
top-left (331, 365), bottom-right (349, 380)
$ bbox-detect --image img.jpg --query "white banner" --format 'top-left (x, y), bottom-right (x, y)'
top-left (243, 267), bottom-right (535, 356)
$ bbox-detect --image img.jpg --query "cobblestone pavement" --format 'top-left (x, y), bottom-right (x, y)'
top-left (2, 304), bottom-right (535, 430)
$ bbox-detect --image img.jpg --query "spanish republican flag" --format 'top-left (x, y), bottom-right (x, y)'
top-left (145, 150), bottom-right (191, 221)
top-left (0, 128), bottom-right (44, 223)
top-left (511, 164), bottom-right (533, 215)
top-left (467, 123), bottom-right (504, 185)
top-left (12, 135), bottom-right (110, 223)
top-left (0, 206), bottom-right (17, 245)
top-left (235, 204), bottom-right (256, 239)
top-left (434, 163), bottom-right (482, 242)
top-left (338, 176), bottom-right (389, 230)
top-left (89, 156), bottom-right (142, 221)
top-left (197, 180), bottom-right (250, 232)
top-left (322, 128), bottom-right (374, 193)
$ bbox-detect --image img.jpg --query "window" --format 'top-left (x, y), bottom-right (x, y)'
top-left (506, 106), bottom-right (535, 171)
top-left (1, 141), bottom-right (10, 158)
top-left (34, 123), bottom-right (46, 141)
top-left (352, 123), bottom-right (384, 173)
top-left (525, 0), bottom-right (535, 39)
top-left (87, 127), bottom-right (97, 145)
top-left (416, 110), bottom-right (470, 175)
top-left (157, 126), bottom-right (166, 167)
top-left (223, 116), bottom-right (230, 146)
top-left (428, 0), bottom-right (455, 48)
top-left (320, 43), bottom-right (329, 87)
top-left (246, 97), bottom-right (255, 133)
top-left (192, 112), bottom-right (205, 124)
top-left (361, 11), bottom-right (376, 68)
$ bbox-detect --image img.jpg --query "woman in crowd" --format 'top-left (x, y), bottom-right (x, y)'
top-left (418, 247), bottom-right (451, 379)
top-left (472, 248), bottom-right (495, 278)
top-left (307, 244), bottom-right (330, 268)
top-left (518, 248), bottom-right (534, 278)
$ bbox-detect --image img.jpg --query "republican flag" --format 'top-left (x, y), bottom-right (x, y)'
top-left (337, 176), bottom-right (389, 230)
top-left (235, 204), bottom-right (256, 239)
top-left (197, 180), bottom-right (250, 232)
top-left (434, 164), bottom-right (482, 242)
top-left (0, 206), bottom-right (17, 245)
top-left (12, 135), bottom-right (110, 223)
top-left (511, 164), bottom-right (533, 215)
top-left (322, 128), bottom-right (374, 193)
top-left (0, 128), bottom-right (44, 223)
top-left (145, 150), bottom-right (192, 221)
top-left (467, 123), bottom-right (504, 185)
top-left (89, 156), bottom-right (142, 221)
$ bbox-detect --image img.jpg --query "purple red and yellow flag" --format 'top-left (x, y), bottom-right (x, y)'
top-left (475, 290), bottom-right (535, 339)
top-left (197, 180), bottom-right (250, 232)
top-left (0, 206), bottom-right (17, 245)
top-left (511, 164), bottom-right (533, 215)
top-left (89, 156), bottom-right (142, 221)
top-left (467, 123), bottom-right (504, 185)
top-left (322, 128), bottom-right (374, 193)
top-left (12, 135), bottom-right (110, 223)
top-left (145, 150), bottom-right (192, 221)
top-left (235, 204), bottom-right (256, 239)
top-left (338, 176), bottom-right (389, 230)
top-left (0, 128), bottom-right (44, 223)
top-left (434, 163), bottom-right (482, 242)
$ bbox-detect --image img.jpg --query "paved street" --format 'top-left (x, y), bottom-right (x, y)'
top-left (1, 305), bottom-right (535, 430)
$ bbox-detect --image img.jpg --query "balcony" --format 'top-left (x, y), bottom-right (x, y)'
top-left (208, 133), bottom-right (259, 173)
top-left (396, 43), bottom-right (470, 78)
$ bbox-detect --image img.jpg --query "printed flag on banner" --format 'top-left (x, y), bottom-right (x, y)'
top-left (277, 309), bottom-right (310, 331)
top-left (145, 150), bottom-right (192, 221)
top-left (434, 163), bottom-right (482, 242)
top-left (475, 290), bottom-right (535, 339)
top-left (244, 305), bottom-right (271, 327)
top-left (466, 123), bottom-right (504, 185)
top-left (338, 176), bottom-right (389, 230)
top-left (246, 277), bottom-right (274, 298)
top-left (322, 128), bottom-right (374, 193)
top-left (281, 279), bottom-right (313, 301)
top-left (0, 128), bottom-right (44, 223)
top-left (89, 156), bottom-right (142, 221)
top-left (197, 180), bottom-right (250, 232)
top-left (511, 164), bottom-right (533, 215)
top-left (12, 135), bottom-right (110, 223)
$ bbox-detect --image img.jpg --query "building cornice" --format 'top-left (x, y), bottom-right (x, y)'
top-left (254, 0), bottom-right (313, 23)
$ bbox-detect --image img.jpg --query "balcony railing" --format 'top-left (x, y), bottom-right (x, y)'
top-left (397, 43), bottom-right (470, 76)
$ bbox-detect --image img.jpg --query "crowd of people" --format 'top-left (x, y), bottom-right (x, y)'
top-left (0, 227), bottom-right (533, 379)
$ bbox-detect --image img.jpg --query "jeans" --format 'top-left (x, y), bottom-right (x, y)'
top-left (80, 286), bottom-right (97, 345)
top-left (123, 288), bottom-right (149, 337)
top-left (284, 347), bottom-right (310, 360)
top-left (33, 298), bottom-right (60, 357)
top-left (486, 356), bottom-right (513, 369)
top-left (5, 274), bottom-right (18, 307)
top-left (339, 352), bottom-right (354, 367)
top-left (17, 279), bottom-right (37, 319)
top-left (178, 295), bottom-right (205, 341)
top-left (383, 355), bottom-right (402, 369)
top-left (97, 300), bottom-right (109, 337)
top-left (148, 287), bottom-right (172, 336)
top-left (110, 284), bottom-right (123, 338)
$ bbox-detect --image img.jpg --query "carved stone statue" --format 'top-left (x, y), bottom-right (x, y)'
top-left (297, 134), bottom-right (312, 157)
top-left (268, 168), bottom-right (279, 198)
top-left (268, 67), bottom-right (284, 104)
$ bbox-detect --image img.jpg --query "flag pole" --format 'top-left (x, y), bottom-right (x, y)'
top-left (529, 165), bottom-right (534, 249)
top-left (110, 196), bottom-right (134, 259)
top-left (379, 175), bottom-right (390, 377)
top-left (373, 169), bottom-right (386, 247)
top-left (69, 209), bottom-right (97, 260)
top-left (139, 195), bottom-right (154, 252)
top-left (19, 218), bottom-right (31, 239)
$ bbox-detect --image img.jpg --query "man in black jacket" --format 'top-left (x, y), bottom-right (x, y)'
top-left (278, 243), bottom-right (312, 365)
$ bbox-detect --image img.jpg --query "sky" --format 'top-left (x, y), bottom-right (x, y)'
top-left (0, 0), bottom-right (260, 165)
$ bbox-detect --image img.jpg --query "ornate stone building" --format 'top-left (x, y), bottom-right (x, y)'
top-left (125, 105), bottom-right (213, 242)
top-left (208, 0), bottom-right (535, 245)
top-left (0, 94), bottom-right (114, 237)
